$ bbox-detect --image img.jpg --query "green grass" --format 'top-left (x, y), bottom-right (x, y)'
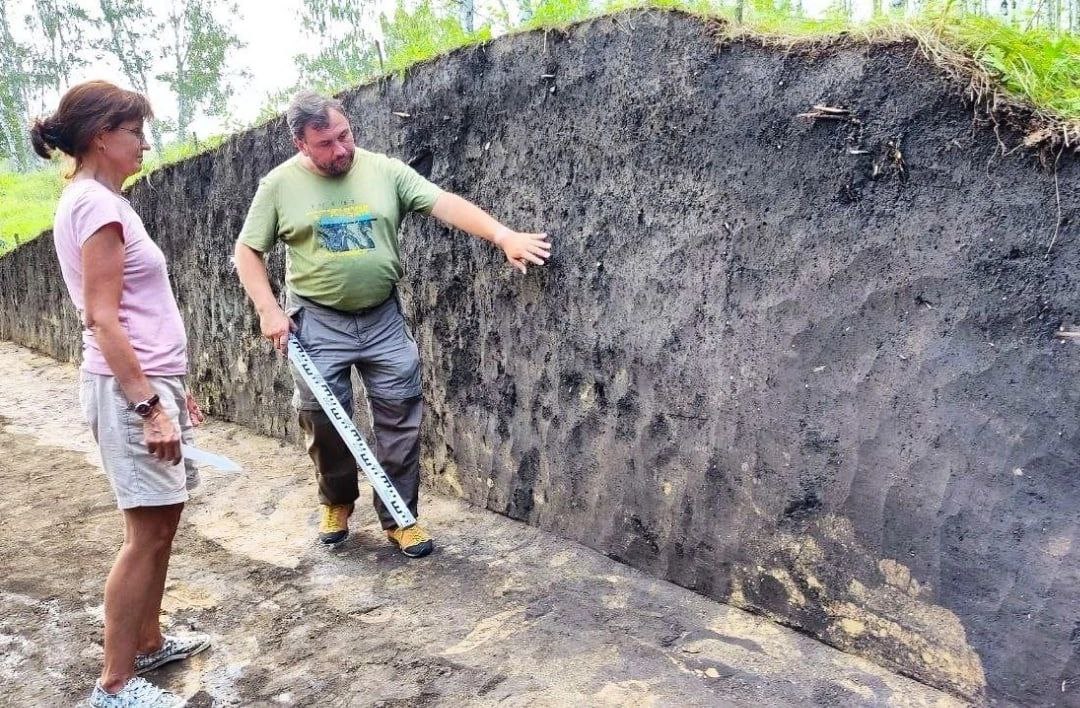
top-left (527, 0), bottom-right (850, 33)
top-left (521, 0), bottom-right (1080, 127)
top-left (0, 135), bottom-right (227, 257)
top-left (0, 166), bottom-right (63, 257)
top-left (379, 0), bottom-right (493, 76)
top-left (122, 134), bottom-right (228, 190)
top-left (928, 15), bottom-right (1080, 119)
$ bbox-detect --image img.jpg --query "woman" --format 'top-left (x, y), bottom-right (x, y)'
top-left (31, 81), bottom-right (209, 708)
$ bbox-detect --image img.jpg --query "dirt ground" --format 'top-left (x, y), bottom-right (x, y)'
top-left (0, 342), bottom-right (961, 707)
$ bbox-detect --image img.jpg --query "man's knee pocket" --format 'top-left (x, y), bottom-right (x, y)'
top-left (369, 348), bottom-right (421, 399)
top-left (291, 365), bottom-right (354, 412)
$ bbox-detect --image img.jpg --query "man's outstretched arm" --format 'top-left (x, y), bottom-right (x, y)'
top-left (429, 193), bottom-right (551, 274)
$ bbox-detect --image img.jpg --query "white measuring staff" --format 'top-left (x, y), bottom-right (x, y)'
top-left (287, 335), bottom-right (417, 529)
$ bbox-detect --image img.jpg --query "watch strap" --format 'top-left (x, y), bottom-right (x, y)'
top-left (133, 393), bottom-right (161, 417)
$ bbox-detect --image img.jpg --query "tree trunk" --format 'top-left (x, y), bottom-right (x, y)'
top-left (0, 0), bottom-right (33, 170)
top-left (171, 8), bottom-right (190, 140)
top-left (462, 0), bottom-right (475, 32)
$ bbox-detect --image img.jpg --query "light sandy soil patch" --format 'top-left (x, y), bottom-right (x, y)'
top-left (0, 342), bottom-right (964, 706)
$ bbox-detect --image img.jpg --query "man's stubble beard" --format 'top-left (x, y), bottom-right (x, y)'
top-left (315, 149), bottom-right (355, 177)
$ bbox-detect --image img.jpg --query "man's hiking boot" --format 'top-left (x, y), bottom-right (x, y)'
top-left (318, 503), bottom-right (353, 545)
top-left (135, 632), bottom-right (211, 674)
top-left (386, 524), bottom-right (434, 558)
top-left (88, 677), bottom-right (185, 707)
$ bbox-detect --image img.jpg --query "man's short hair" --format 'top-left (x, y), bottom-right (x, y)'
top-left (286, 91), bottom-right (345, 142)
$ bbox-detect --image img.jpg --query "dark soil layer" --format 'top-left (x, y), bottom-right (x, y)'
top-left (2, 11), bottom-right (1078, 704)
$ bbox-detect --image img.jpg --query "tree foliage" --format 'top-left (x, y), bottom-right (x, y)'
top-left (156, 0), bottom-right (244, 140)
top-left (93, 0), bottom-right (163, 150)
top-left (0, 0), bottom-right (34, 170)
top-left (293, 0), bottom-right (381, 95)
top-left (380, 0), bottom-right (490, 72)
top-left (0, 0), bottom-right (243, 166)
top-left (27, 0), bottom-right (90, 89)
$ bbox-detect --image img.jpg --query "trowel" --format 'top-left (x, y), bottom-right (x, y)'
top-left (182, 444), bottom-right (242, 472)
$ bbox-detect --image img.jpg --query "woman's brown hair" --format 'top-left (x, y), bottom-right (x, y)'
top-left (29, 80), bottom-right (153, 164)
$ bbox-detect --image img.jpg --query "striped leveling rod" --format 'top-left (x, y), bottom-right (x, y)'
top-left (287, 335), bottom-right (417, 529)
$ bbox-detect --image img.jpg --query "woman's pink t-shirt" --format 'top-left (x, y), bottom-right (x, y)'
top-left (53, 179), bottom-right (188, 376)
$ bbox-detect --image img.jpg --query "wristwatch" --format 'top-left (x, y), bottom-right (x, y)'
top-left (133, 393), bottom-right (161, 418)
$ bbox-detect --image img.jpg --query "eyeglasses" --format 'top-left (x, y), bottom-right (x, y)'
top-left (116, 126), bottom-right (146, 141)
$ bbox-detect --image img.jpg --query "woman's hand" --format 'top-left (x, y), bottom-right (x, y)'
top-left (143, 409), bottom-right (182, 465)
top-left (185, 390), bottom-right (205, 426)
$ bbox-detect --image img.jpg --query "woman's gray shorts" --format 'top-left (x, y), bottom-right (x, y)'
top-left (79, 373), bottom-right (198, 510)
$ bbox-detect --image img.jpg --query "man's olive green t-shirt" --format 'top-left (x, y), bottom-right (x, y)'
top-left (237, 149), bottom-right (443, 311)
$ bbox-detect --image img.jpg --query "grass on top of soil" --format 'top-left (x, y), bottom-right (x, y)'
top-left (2, 4), bottom-right (1076, 258)
top-left (526, 1), bottom-right (1080, 142)
top-left (0, 135), bottom-right (225, 257)
top-left (0, 166), bottom-right (63, 257)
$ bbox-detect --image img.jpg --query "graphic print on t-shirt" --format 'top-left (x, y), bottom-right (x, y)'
top-left (313, 204), bottom-right (377, 253)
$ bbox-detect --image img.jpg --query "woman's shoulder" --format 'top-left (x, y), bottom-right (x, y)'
top-left (55, 179), bottom-right (141, 245)
top-left (59, 179), bottom-right (122, 211)
top-left (65, 181), bottom-right (141, 226)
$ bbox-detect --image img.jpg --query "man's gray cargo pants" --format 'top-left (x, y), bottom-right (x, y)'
top-left (286, 291), bottom-right (421, 530)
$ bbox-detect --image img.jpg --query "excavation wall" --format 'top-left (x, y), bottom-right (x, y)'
top-left (3, 11), bottom-right (1079, 703)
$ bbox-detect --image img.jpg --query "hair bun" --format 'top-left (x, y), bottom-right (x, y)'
top-left (30, 116), bottom-right (73, 159)
top-left (30, 117), bottom-right (56, 159)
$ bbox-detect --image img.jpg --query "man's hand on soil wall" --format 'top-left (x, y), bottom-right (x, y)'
top-left (493, 226), bottom-right (551, 274)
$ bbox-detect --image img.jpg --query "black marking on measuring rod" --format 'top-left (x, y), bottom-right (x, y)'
top-left (288, 337), bottom-right (416, 528)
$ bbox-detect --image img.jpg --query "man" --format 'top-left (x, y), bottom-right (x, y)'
top-left (235, 92), bottom-right (550, 558)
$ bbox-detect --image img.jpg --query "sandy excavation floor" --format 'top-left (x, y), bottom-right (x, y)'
top-left (0, 341), bottom-right (963, 707)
